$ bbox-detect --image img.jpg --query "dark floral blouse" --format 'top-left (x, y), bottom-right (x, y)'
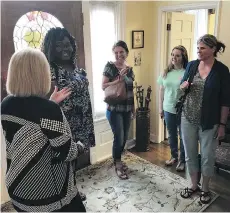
top-left (51, 64), bottom-right (95, 150)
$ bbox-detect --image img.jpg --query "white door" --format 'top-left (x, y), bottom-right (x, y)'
top-left (163, 12), bottom-right (195, 141)
top-left (167, 12), bottom-right (195, 61)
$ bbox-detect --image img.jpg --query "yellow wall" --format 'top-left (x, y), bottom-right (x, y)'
top-left (125, 1), bottom-right (155, 137)
top-left (125, 1), bottom-right (154, 87)
top-left (208, 13), bottom-right (215, 35)
top-left (125, 1), bottom-right (230, 141)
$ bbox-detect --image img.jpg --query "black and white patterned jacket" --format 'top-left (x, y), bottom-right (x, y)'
top-left (1, 95), bottom-right (84, 212)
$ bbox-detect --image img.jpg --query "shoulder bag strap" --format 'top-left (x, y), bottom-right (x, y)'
top-left (184, 60), bottom-right (200, 97)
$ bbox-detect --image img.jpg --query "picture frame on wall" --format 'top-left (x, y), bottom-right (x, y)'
top-left (132, 30), bottom-right (144, 49)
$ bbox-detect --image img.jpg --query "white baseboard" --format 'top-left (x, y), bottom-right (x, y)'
top-left (125, 139), bottom-right (136, 150)
top-left (150, 133), bottom-right (157, 143)
top-left (95, 154), bottom-right (112, 164)
top-left (125, 135), bottom-right (157, 149)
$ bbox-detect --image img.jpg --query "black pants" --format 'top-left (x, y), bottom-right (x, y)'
top-left (13, 193), bottom-right (86, 212)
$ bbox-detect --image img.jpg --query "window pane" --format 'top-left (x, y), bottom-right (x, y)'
top-left (90, 2), bottom-right (117, 119)
top-left (13, 11), bottom-right (63, 51)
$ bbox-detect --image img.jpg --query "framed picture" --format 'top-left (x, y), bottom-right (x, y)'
top-left (132, 30), bottom-right (144, 49)
top-left (134, 51), bottom-right (142, 66)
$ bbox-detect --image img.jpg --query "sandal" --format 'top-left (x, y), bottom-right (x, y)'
top-left (115, 162), bottom-right (128, 180)
top-left (200, 191), bottom-right (211, 204)
top-left (79, 191), bottom-right (86, 201)
top-left (121, 161), bottom-right (128, 171)
top-left (180, 187), bottom-right (200, 199)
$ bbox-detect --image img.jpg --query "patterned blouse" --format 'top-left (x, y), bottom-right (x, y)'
top-left (51, 63), bottom-right (95, 150)
top-left (183, 70), bottom-right (206, 125)
top-left (103, 61), bottom-right (135, 112)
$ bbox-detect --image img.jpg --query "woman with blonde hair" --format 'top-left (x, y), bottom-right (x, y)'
top-left (180, 34), bottom-right (230, 204)
top-left (157, 45), bottom-right (188, 171)
top-left (1, 48), bottom-right (86, 212)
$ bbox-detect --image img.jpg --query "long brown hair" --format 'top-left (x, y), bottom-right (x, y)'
top-left (163, 45), bottom-right (188, 78)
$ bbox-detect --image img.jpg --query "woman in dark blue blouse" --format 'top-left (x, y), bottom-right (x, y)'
top-left (179, 34), bottom-right (230, 204)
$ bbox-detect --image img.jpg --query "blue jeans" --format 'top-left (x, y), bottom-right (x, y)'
top-left (106, 110), bottom-right (132, 161)
top-left (164, 111), bottom-right (185, 162)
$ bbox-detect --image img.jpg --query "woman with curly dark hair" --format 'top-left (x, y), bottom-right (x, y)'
top-left (42, 27), bottom-right (95, 201)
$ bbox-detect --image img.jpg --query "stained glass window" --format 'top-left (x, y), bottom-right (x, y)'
top-left (13, 11), bottom-right (63, 51)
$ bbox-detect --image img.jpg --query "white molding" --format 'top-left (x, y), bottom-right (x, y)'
top-left (117, 1), bottom-right (126, 41)
top-left (150, 133), bottom-right (157, 143)
top-left (155, 1), bottom-right (220, 143)
top-left (214, 1), bottom-right (221, 37)
top-left (159, 2), bottom-right (220, 12)
top-left (82, 1), bottom-right (95, 119)
top-left (125, 139), bottom-right (136, 150)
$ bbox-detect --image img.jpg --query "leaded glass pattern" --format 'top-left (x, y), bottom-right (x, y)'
top-left (13, 11), bottom-right (63, 51)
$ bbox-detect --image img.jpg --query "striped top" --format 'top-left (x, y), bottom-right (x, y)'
top-left (1, 96), bottom-right (84, 212)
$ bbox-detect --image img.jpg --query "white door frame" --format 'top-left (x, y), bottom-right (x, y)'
top-left (155, 1), bottom-right (221, 143)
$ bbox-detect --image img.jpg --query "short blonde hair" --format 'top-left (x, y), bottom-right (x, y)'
top-left (6, 48), bottom-right (51, 97)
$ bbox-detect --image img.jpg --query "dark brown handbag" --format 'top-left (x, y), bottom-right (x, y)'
top-left (104, 76), bottom-right (127, 105)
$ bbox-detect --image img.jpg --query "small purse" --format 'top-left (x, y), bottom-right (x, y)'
top-left (104, 76), bottom-right (127, 105)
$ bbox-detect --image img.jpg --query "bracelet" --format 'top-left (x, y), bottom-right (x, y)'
top-left (219, 122), bottom-right (226, 127)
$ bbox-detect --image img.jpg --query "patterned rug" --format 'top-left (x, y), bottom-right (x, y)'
top-left (1, 152), bottom-right (218, 212)
top-left (76, 152), bottom-right (218, 212)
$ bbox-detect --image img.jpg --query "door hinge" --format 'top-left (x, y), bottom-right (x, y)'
top-left (167, 24), bottom-right (171, 31)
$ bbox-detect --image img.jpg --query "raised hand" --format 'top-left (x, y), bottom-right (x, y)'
top-left (119, 67), bottom-right (129, 76)
top-left (50, 86), bottom-right (72, 104)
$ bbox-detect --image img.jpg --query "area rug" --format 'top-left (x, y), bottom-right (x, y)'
top-left (1, 152), bottom-right (218, 212)
top-left (76, 152), bottom-right (218, 212)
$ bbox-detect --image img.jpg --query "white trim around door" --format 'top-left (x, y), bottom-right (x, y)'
top-left (155, 1), bottom-right (221, 143)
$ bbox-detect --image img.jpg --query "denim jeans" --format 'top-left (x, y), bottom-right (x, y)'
top-left (164, 111), bottom-right (185, 162)
top-left (106, 110), bottom-right (132, 161)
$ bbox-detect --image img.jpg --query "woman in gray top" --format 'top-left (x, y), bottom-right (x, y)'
top-left (179, 34), bottom-right (230, 204)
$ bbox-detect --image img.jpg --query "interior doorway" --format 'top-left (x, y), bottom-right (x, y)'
top-left (163, 9), bottom-right (216, 141)
top-left (156, 2), bottom-right (220, 143)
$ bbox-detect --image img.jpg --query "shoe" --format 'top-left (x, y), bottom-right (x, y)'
top-left (165, 158), bottom-right (178, 166)
top-left (180, 187), bottom-right (200, 199)
top-left (79, 191), bottom-right (86, 201)
top-left (200, 191), bottom-right (212, 204)
top-left (176, 161), bottom-right (185, 171)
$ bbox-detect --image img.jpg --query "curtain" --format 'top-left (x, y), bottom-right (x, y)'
top-left (89, 1), bottom-right (118, 119)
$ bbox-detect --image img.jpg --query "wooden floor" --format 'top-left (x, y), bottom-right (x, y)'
top-left (130, 143), bottom-right (230, 212)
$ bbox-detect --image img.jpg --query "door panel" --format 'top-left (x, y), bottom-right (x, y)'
top-left (1, 1), bottom-right (85, 100)
top-left (168, 12), bottom-right (195, 61)
top-left (164, 12), bottom-right (195, 141)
